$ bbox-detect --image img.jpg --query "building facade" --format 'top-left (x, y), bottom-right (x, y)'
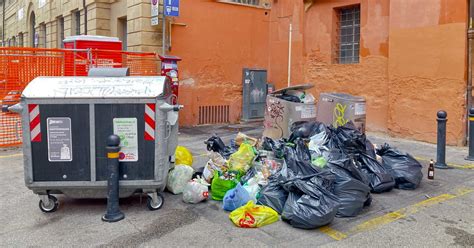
top-left (0, 0), bottom-right (471, 145)
top-left (0, 0), bottom-right (163, 51)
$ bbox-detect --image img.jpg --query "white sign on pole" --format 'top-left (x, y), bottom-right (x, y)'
top-left (18, 8), bottom-right (24, 21)
top-left (151, 0), bottom-right (159, 26)
top-left (151, 17), bottom-right (159, 26)
top-left (151, 0), bottom-right (159, 16)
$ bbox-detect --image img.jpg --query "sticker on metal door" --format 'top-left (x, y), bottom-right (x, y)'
top-left (113, 118), bottom-right (138, 162)
top-left (47, 117), bottom-right (73, 162)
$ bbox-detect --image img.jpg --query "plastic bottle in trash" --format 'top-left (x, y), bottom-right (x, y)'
top-left (428, 160), bottom-right (435, 180)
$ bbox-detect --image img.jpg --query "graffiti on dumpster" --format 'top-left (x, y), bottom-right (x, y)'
top-left (264, 100), bottom-right (284, 137)
top-left (333, 103), bottom-right (349, 127)
top-left (50, 78), bottom-right (155, 98)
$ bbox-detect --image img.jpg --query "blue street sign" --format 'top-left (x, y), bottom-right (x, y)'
top-left (164, 0), bottom-right (179, 17)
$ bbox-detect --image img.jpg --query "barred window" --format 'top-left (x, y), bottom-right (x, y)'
top-left (231, 0), bottom-right (259, 5)
top-left (73, 10), bottom-right (81, 35)
top-left (218, 0), bottom-right (261, 7)
top-left (336, 6), bottom-right (360, 64)
top-left (57, 17), bottom-right (65, 48)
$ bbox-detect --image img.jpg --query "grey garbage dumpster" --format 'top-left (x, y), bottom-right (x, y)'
top-left (316, 92), bottom-right (366, 133)
top-left (17, 76), bottom-right (181, 212)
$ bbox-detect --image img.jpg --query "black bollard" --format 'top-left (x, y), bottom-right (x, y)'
top-left (466, 108), bottom-right (474, 161)
top-left (102, 134), bottom-right (125, 222)
top-left (435, 111), bottom-right (450, 169)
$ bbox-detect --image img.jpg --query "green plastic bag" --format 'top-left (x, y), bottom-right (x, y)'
top-left (211, 171), bottom-right (240, 201)
top-left (228, 143), bottom-right (256, 173)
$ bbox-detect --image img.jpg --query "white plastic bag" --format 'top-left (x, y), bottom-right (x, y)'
top-left (243, 176), bottom-right (261, 202)
top-left (183, 176), bottom-right (210, 203)
top-left (167, 165), bottom-right (195, 194)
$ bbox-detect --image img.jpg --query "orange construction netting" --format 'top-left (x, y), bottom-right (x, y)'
top-left (0, 47), bottom-right (160, 147)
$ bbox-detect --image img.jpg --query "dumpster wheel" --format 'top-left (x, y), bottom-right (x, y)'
top-left (146, 193), bottom-right (164, 211)
top-left (39, 195), bottom-right (59, 213)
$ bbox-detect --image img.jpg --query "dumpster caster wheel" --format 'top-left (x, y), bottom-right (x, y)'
top-left (39, 195), bottom-right (59, 213)
top-left (146, 193), bottom-right (164, 211)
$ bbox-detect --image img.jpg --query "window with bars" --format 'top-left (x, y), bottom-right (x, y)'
top-left (217, 0), bottom-right (266, 8)
top-left (336, 6), bottom-right (360, 64)
top-left (231, 0), bottom-right (259, 5)
top-left (57, 16), bottom-right (64, 48)
top-left (73, 10), bottom-right (81, 35)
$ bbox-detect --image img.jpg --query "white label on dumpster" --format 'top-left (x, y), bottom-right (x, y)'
top-left (47, 117), bottom-right (73, 162)
top-left (355, 103), bottom-right (366, 115)
top-left (301, 105), bottom-right (316, 119)
top-left (113, 118), bottom-right (138, 162)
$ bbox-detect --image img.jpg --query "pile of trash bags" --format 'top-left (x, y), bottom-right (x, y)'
top-left (171, 122), bottom-right (423, 229)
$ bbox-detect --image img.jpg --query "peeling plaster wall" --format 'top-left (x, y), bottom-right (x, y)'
top-left (171, 0), bottom-right (271, 125)
top-left (302, 0), bottom-right (390, 132)
top-left (388, 0), bottom-right (467, 145)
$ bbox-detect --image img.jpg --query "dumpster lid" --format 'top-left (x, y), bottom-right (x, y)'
top-left (63, 35), bottom-right (121, 43)
top-left (23, 76), bottom-right (167, 99)
top-left (320, 92), bottom-right (365, 101)
top-left (271, 84), bottom-right (314, 95)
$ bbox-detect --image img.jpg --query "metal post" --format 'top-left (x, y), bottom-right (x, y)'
top-left (435, 110), bottom-right (450, 169)
top-left (466, 108), bottom-right (474, 160)
top-left (162, 3), bottom-right (166, 55)
top-left (102, 134), bottom-right (125, 222)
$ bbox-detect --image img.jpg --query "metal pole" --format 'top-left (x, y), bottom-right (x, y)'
top-left (467, 29), bottom-right (474, 145)
top-left (287, 23), bottom-right (292, 87)
top-left (162, 4), bottom-right (166, 55)
top-left (466, 108), bottom-right (474, 160)
top-left (102, 134), bottom-right (125, 222)
top-left (435, 110), bottom-right (450, 169)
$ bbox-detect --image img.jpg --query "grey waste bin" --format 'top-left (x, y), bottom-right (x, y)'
top-left (17, 76), bottom-right (182, 212)
top-left (263, 84), bottom-right (317, 139)
top-left (316, 92), bottom-right (366, 133)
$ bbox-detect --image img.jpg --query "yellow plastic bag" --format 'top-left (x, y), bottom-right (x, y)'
top-left (229, 201), bottom-right (279, 228)
top-left (175, 146), bottom-right (193, 166)
top-left (228, 143), bottom-right (255, 173)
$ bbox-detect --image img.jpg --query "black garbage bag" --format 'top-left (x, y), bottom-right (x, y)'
top-left (257, 176), bottom-right (289, 214)
top-left (283, 139), bottom-right (320, 176)
top-left (288, 121), bottom-right (329, 143)
top-left (326, 151), bottom-right (371, 217)
top-left (240, 166), bottom-right (257, 185)
top-left (376, 143), bottom-right (423, 190)
top-left (332, 122), bottom-right (368, 155)
top-left (276, 94), bottom-right (302, 103)
top-left (204, 135), bottom-right (236, 159)
top-left (261, 137), bottom-right (286, 159)
top-left (281, 171), bottom-right (340, 229)
top-left (357, 153), bottom-right (395, 193)
top-left (365, 139), bottom-right (377, 159)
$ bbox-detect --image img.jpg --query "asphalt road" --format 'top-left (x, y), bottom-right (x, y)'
top-left (1, 124), bottom-right (474, 247)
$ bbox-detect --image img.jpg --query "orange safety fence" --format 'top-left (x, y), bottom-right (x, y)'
top-left (0, 47), bottom-right (160, 147)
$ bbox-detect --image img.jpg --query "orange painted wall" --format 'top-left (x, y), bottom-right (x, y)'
top-left (171, 0), bottom-right (271, 126)
top-left (302, 0), bottom-right (390, 132)
top-left (171, 0), bottom-right (468, 145)
top-left (387, 0), bottom-right (467, 145)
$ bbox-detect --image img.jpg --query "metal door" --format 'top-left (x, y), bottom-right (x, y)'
top-left (242, 68), bottom-right (267, 121)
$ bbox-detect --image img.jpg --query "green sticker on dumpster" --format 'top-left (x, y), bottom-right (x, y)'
top-left (113, 118), bottom-right (138, 162)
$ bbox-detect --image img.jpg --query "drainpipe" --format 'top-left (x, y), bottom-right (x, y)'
top-left (468, 30), bottom-right (473, 145)
top-left (2, 0), bottom-right (5, 45)
top-left (83, 0), bottom-right (87, 35)
top-left (467, 0), bottom-right (474, 145)
top-left (287, 22), bottom-right (292, 87)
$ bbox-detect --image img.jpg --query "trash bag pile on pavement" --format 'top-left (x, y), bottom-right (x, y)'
top-left (168, 121), bottom-right (424, 229)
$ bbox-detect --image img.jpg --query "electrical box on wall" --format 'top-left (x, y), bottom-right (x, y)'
top-left (242, 68), bottom-right (267, 121)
